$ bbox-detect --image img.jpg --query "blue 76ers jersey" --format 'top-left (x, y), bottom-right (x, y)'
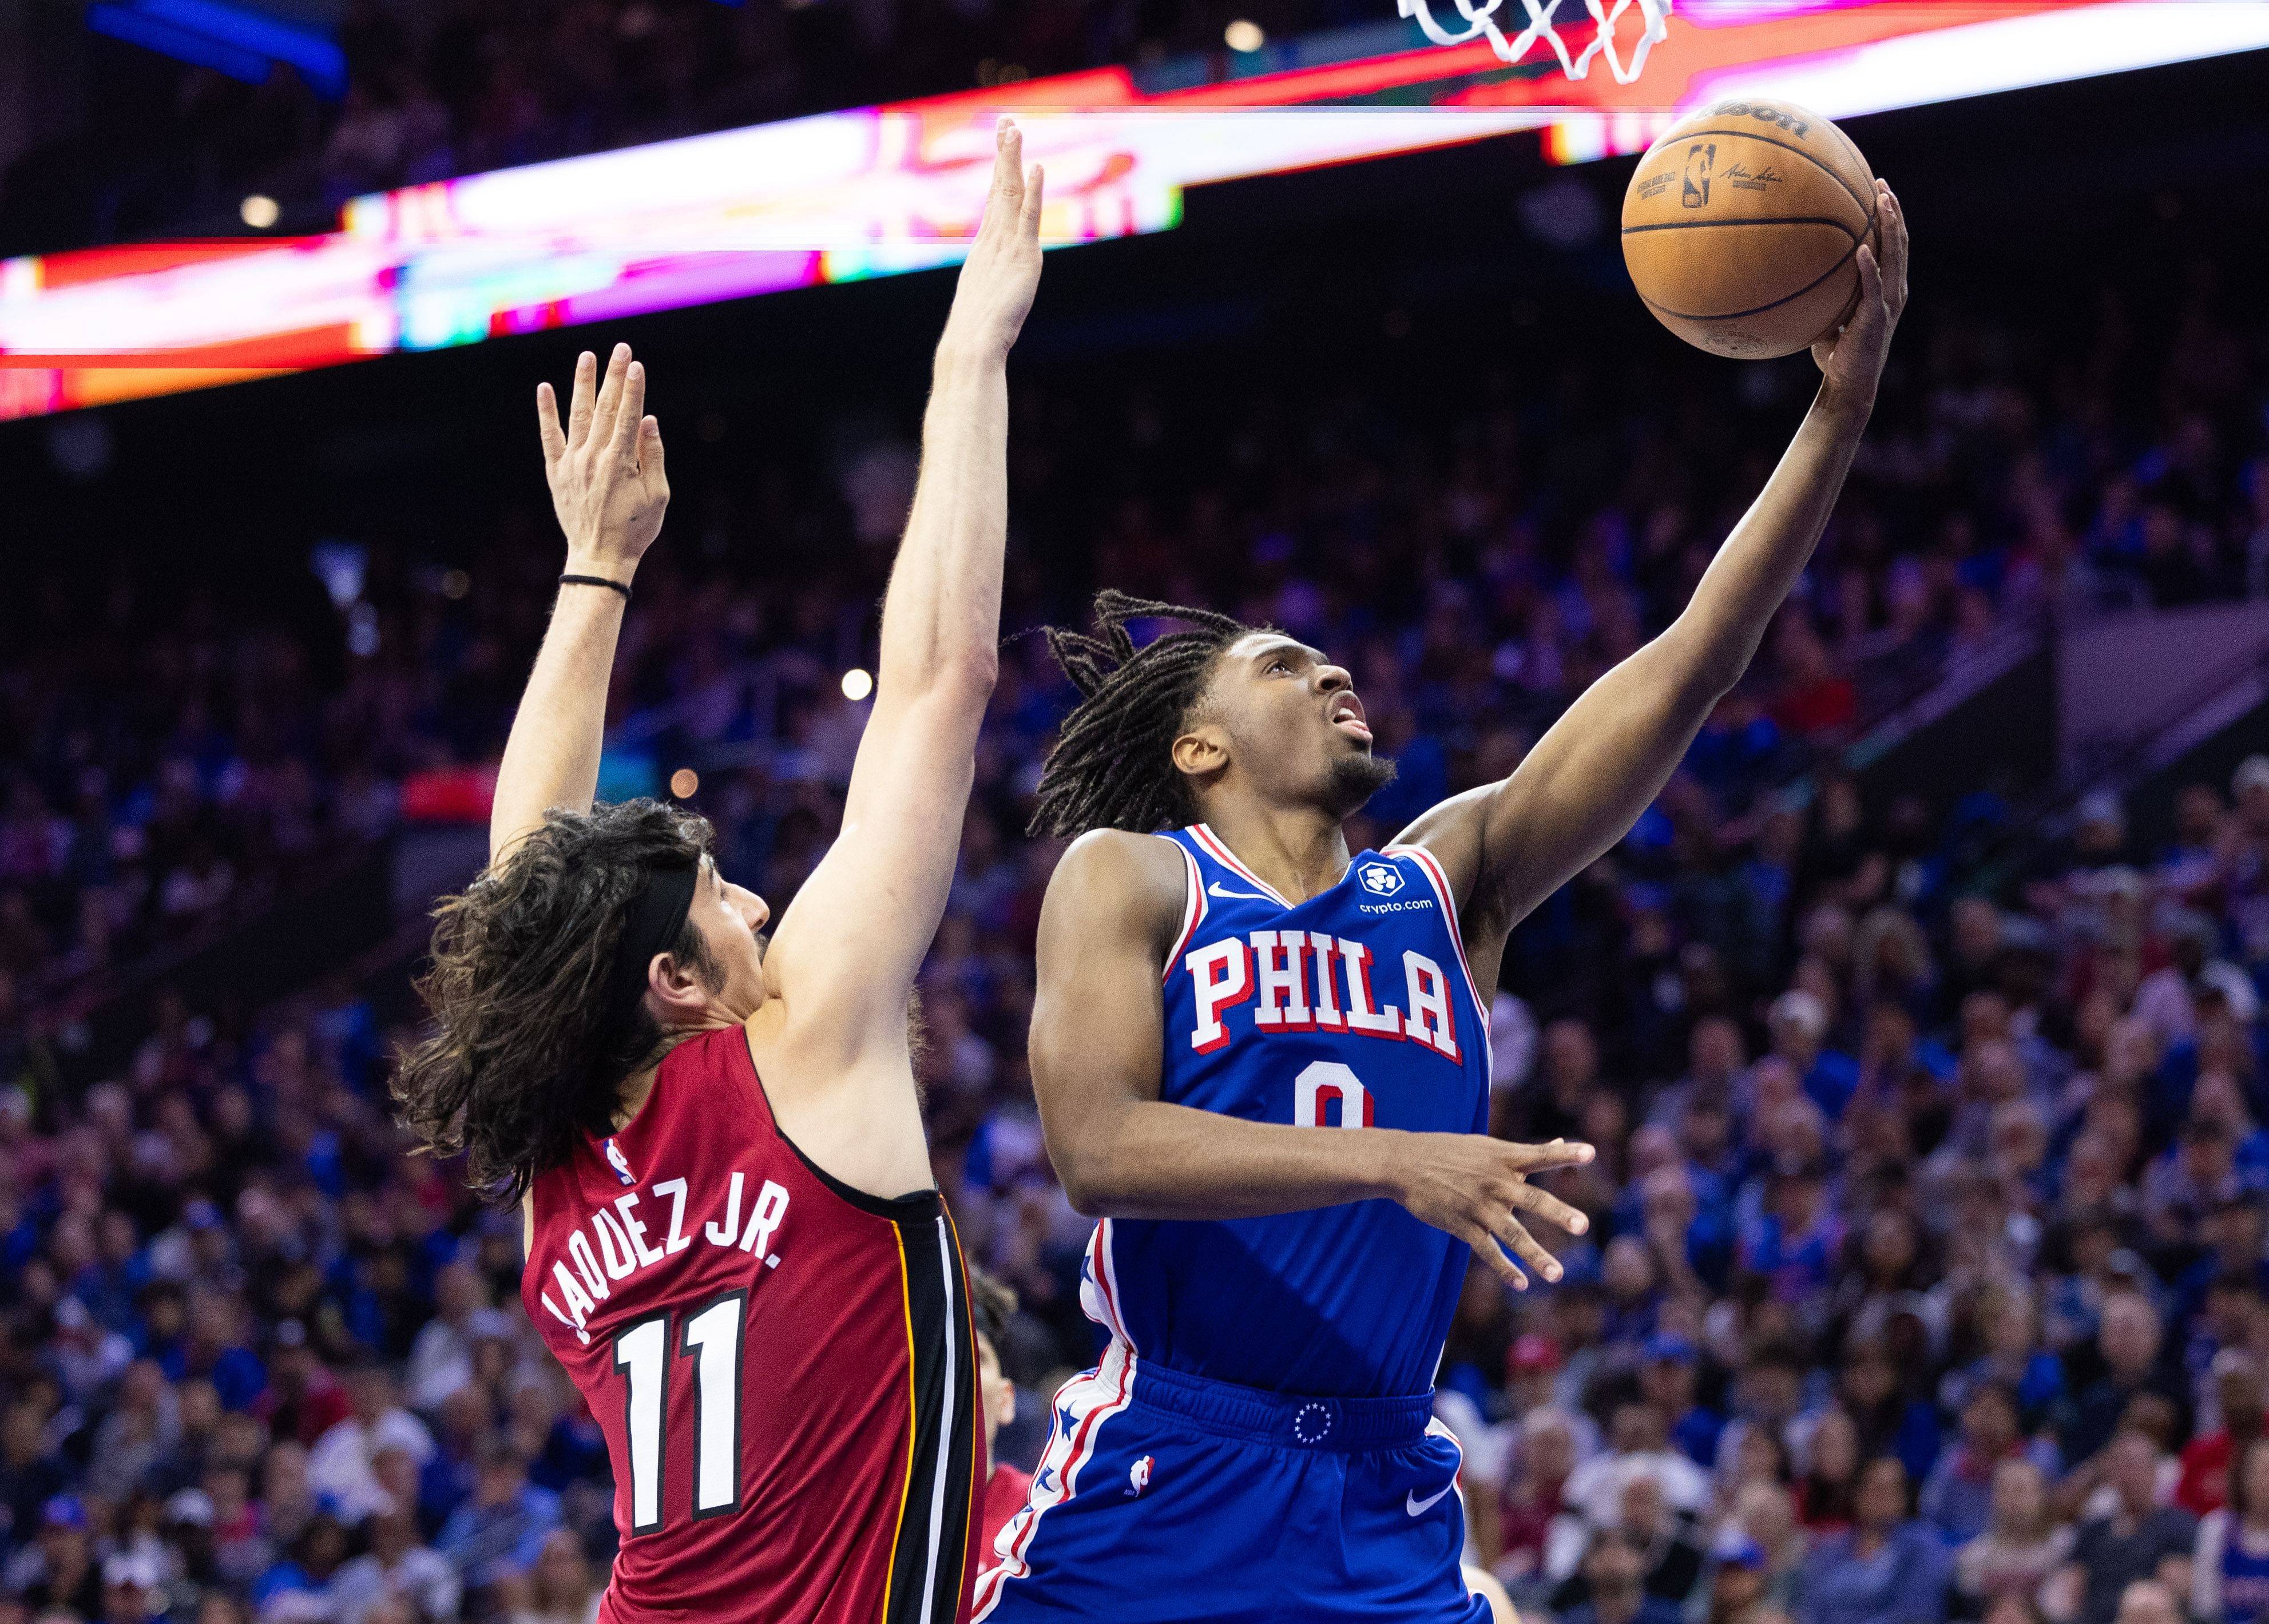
top-left (1078, 824), bottom-right (1491, 1399)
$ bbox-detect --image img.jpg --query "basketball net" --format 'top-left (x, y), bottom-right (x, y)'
top-left (1398, 0), bottom-right (1671, 84)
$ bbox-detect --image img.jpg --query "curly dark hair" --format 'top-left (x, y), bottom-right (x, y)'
top-left (394, 799), bottom-right (723, 1204)
top-left (1029, 590), bottom-right (1252, 839)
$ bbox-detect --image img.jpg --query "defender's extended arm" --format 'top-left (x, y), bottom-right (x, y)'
top-left (760, 122), bottom-right (1045, 1052)
top-left (491, 345), bottom-right (672, 862)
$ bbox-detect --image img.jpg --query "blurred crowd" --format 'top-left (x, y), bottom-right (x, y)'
top-left (3, 227), bottom-right (2269, 1624)
top-left (1419, 741), bottom-right (2269, 1624)
top-left (2, 0), bottom-right (1387, 253)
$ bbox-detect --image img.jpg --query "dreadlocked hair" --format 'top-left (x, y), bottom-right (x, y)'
top-left (393, 799), bottom-right (723, 1205)
top-left (1030, 589), bottom-right (1254, 839)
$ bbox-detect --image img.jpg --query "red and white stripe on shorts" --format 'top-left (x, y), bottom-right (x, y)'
top-left (969, 1337), bottom-right (1139, 1620)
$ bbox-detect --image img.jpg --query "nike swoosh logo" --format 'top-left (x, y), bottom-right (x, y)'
top-left (1208, 882), bottom-right (1270, 902)
top-left (1407, 1483), bottom-right (1455, 1516)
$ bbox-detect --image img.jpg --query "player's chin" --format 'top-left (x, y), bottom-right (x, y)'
top-left (1322, 752), bottom-right (1397, 816)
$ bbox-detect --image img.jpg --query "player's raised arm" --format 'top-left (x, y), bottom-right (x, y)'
top-left (1400, 181), bottom-right (1910, 934)
top-left (490, 344), bottom-right (671, 861)
top-left (759, 121), bottom-right (1044, 1050)
top-left (1032, 830), bottom-right (1594, 1289)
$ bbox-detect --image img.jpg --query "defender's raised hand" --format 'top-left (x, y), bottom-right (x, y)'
top-left (939, 118), bottom-right (1045, 362)
top-left (536, 342), bottom-right (671, 577)
top-left (490, 346), bottom-right (669, 857)
top-left (1812, 180), bottom-right (1910, 404)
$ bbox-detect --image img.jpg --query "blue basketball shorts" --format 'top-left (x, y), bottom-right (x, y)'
top-left (970, 1339), bottom-right (1489, 1623)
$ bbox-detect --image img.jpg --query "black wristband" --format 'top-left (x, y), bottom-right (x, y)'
top-left (559, 573), bottom-right (632, 602)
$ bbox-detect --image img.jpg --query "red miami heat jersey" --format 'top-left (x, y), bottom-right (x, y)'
top-left (522, 1025), bottom-right (983, 1623)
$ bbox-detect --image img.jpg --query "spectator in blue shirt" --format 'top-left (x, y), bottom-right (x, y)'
top-left (434, 1439), bottom-right (561, 1591)
top-left (418, 1386), bottom-right (489, 1538)
top-left (1800, 1456), bottom-right (1951, 1624)
top-left (1640, 1335), bottom-right (1725, 1469)
top-left (1773, 990), bottom-right (1863, 1122)
top-left (1741, 1161), bottom-right (1844, 1307)
top-left (248, 1512), bottom-right (351, 1617)
top-left (1941, 1278), bottom-right (2066, 1434)
top-left (1921, 1382), bottom-right (2059, 1546)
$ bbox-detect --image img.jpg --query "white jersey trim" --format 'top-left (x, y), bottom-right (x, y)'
top-left (1160, 837), bottom-right (1205, 985)
top-left (916, 1215), bottom-right (959, 1624)
top-left (1078, 1218), bottom-right (1132, 1346)
top-left (1189, 823), bottom-right (1294, 911)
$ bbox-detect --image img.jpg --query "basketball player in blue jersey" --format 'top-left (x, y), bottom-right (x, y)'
top-left (972, 181), bottom-right (1909, 1623)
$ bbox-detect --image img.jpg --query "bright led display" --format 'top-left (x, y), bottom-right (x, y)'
top-left (4, 0), bottom-right (2266, 420)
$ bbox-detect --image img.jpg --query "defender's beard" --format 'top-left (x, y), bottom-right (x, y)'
top-left (1324, 752), bottom-right (1398, 820)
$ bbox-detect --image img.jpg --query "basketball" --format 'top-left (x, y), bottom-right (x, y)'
top-left (1621, 98), bottom-right (1880, 359)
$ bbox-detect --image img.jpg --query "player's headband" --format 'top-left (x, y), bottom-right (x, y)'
top-left (604, 855), bottom-right (700, 1037)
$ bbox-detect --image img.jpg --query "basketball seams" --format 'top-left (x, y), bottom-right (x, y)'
top-left (1621, 216), bottom-right (1858, 239)
top-left (1632, 126), bottom-right (1874, 223)
top-left (1623, 100), bottom-right (1881, 354)
top-left (1632, 208), bottom-right (1877, 323)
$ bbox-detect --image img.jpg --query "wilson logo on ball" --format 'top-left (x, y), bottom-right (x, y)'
top-left (1711, 100), bottom-right (1812, 138)
top-left (1622, 98), bottom-right (1876, 360)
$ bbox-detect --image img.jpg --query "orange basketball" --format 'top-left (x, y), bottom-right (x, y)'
top-left (1621, 98), bottom-right (1879, 360)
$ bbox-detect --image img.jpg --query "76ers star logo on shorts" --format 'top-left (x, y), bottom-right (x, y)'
top-left (1357, 861), bottom-right (1403, 898)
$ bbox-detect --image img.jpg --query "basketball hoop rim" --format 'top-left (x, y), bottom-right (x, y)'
top-left (1399, 0), bottom-right (1675, 86)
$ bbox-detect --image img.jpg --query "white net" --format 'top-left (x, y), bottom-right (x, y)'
top-left (1398, 0), bottom-right (1673, 84)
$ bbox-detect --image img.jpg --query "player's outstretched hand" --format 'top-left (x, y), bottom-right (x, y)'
top-left (1387, 1134), bottom-right (1594, 1291)
top-left (537, 342), bottom-right (671, 578)
top-left (940, 118), bottom-right (1045, 363)
top-left (1813, 178), bottom-right (1910, 405)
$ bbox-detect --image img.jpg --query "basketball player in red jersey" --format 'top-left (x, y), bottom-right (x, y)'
top-left (393, 122), bottom-right (1044, 1624)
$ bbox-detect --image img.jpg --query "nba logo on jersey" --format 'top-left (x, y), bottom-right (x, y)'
top-left (602, 1137), bottom-right (636, 1186)
top-left (1126, 1456), bottom-right (1153, 1498)
top-left (1356, 860), bottom-right (1402, 897)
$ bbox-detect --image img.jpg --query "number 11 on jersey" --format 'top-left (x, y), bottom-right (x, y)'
top-left (614, 1291), bottom-right (749, 1533)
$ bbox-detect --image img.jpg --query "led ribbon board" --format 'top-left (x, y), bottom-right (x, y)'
top-left (5, 0), bottom-right (2267, 419)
